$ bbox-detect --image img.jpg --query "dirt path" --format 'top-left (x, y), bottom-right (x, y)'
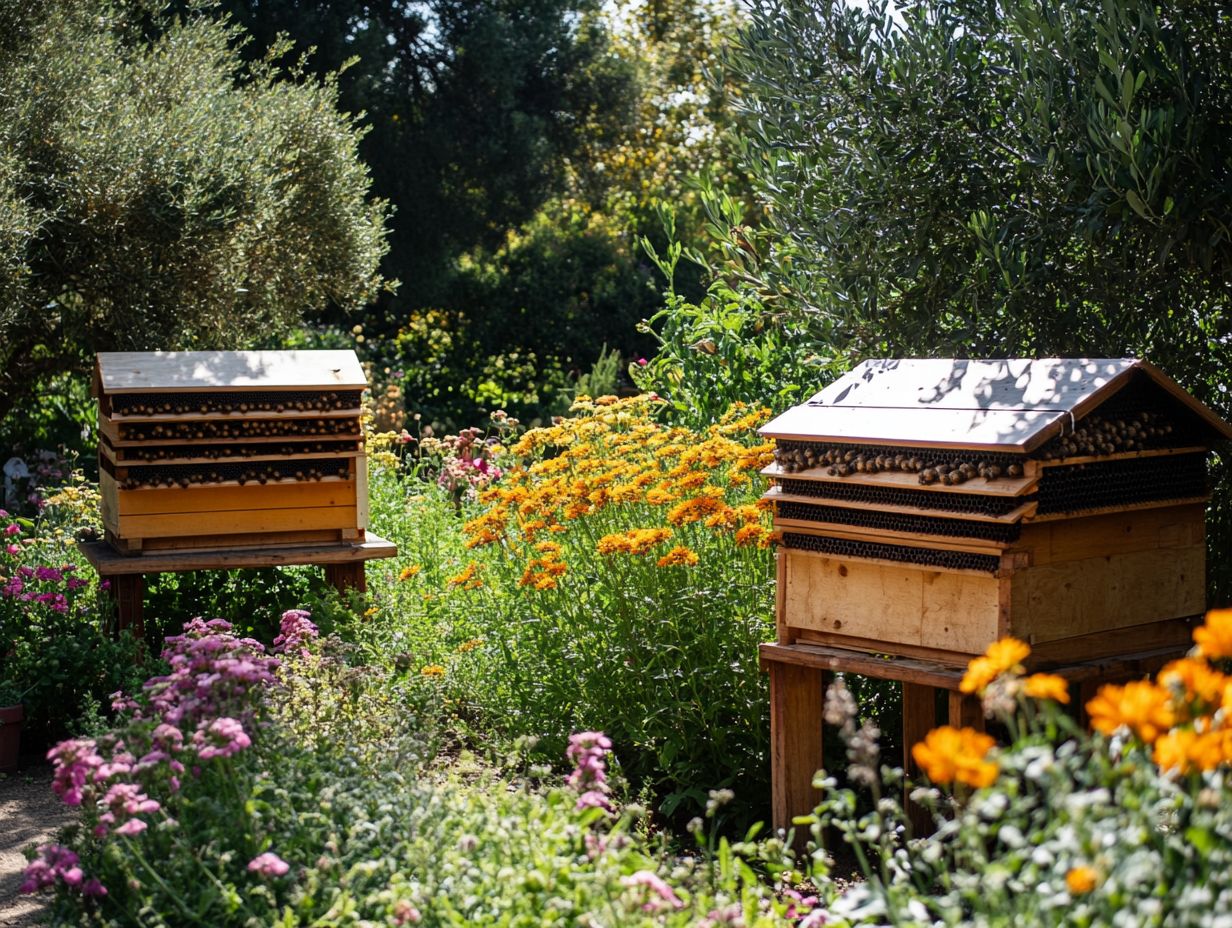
top-left (0, 764), bottom-right (75, 928)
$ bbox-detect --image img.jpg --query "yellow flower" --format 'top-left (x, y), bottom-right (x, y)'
top-left (1086, 680), bottom-right (1175, 743)
top-left (1152, 727), bottom-right (1229, 774)
top-left (1195, 609), bottom-right (1232, 659)
top-left (960, 637), bottom-right (1031, 694)
top-left (656, 545), bottom-right (699, 568)
top-left (666, 495), bottom-right (724, 526)
top-left (597, 533), bottom-right (634, 556)
top-left (421, 664), bottom-right (446, 677)
top-left (734, 524), bottom-right (768, 548)
top-left (364, 606), bottom-right (379, 618)
top-left (398, 565), bottom-right (422, 582)
top-left (1022, 673), bottom-right (1070, 704)
top-left (645, 486), bottom-right (678, 506)
top-left (1065, 866), bottom-right (1099, 895)
top-left (456, 638), bottom-right (483, 653)
top-left (447, 563), bottom-right (479, 586)
top-left (911, 726), bottom-right (999, 788)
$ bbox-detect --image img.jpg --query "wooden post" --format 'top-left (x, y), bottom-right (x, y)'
top-left (770, 662), bottom-right (826, 847)
top-left (901, 682), bottom-right (938, 836)
top-left (324, 561), bottom-right (366, 595)
top-left (108, 573), bottom-right (145, 641)
top-left (947, 690), bottom-right (985, 731)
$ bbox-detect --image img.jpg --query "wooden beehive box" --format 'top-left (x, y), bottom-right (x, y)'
top-left (94, 350), bottom-right (370, 554)
top-left (761, 359), bottom-right (1232, 664)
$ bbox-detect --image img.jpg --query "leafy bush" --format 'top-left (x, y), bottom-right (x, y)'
top-left (0, 480), bottom-right (155, 744)
top-left (27, 612), bottom-right (834, 927)
top-left (811, 611), bottom-right (1232, 926)
top-left (359, 396), bottom-right (780, 822)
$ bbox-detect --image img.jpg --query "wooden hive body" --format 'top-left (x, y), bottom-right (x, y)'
top-left (94, 351), bottom-right (370, 554)
top-left (761, 359), bottom-right (1232, 664)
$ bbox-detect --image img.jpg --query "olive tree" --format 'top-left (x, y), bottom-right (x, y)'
top-left (0, 0), bottom-right (391, 423)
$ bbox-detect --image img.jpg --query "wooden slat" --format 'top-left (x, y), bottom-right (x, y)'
top-left (781, 548), bottom-right (1001, 652)
top-left (1026, 496), bottom-right (1210, 524)
top-left (103, 408), bottom-right (363, 424)
top-left (765, 487), bottom-right (1038, 524)
top-left (96, 350), bottom-right (367, 393)
top-left (101, 444), bottom-right (362, 467)
top-left (772, 518), bottom-right (1009, 554)
top-left (1137, 360), bottom-right (1232, 441)
top-left (77, 534), bottom-right (397, 573)
top-left (356, 453), bottom-right (370, 531)
top-left (1016, 503), bottom-right (1205, 566)
top-left (138, 529), bottom-right (346, 553)
top-left (1035, 445), bottom-right (1208, 469)
top-left (760, 642), bottom-right (966, 688)
top-left (118, 506), bottom-right (358, 539)
top-left (763, 464), bottom-right (1038, 497)
top-left (115, 481), bottom-right (356, 516)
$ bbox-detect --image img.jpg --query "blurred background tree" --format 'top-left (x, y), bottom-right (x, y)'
top-left (0, 0), bottom-right (390, 441)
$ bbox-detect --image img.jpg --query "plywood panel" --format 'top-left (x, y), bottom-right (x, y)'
top-left (1008, 543), bottom-right (1206, 644)
top-left (782, 549), bottom-right (1000, 653)
top-left (355, 453), bottom-right (370, 531)
top-left (97, 350), bottom-right (367, 393)
top-left (119, 506), bottom-right (358, 539)
top-left (115, 481), bottom-right (356, 516)
top-left (1015, 504), bottom-right (1205, 566)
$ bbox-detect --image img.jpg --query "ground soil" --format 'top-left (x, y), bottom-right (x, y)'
top-left (0, 761), bottom-right (74, 928)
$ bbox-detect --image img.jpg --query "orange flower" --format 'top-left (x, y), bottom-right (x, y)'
top-left (656, 545), bottom-right (699, 568)
top-left (597, 533), bottom-right (634, 556)
top-left (911, 726), bottom-right (999, 788)
top-left (455, 638), bottom-right (483, 653)
top-left (1086, 680), bottom-right (1175, 743)
top-left (1159, 658), bottom-right (1228, 708)
top-left (398, 565), bottom-right (422, 582)
top-left (1065, 866), bottom-right (1099, 895)
top-left (1022, 673), bottom-right (1070, 704)
top-left (734, 524), bottom-right (768, 548)
top-left (447, 563), bottom-right (479, 586)
top-left (1152, 727), bottom-right (1229, 774)
top-left (960, 637), bottom-right (1031, 694)
top-left (421, 664), bottom-right (446, 677)
top-left (666, 496), bottom-right (724, 526)
top-left (645, 486), bottom-right (678, 506)
top-left (1195, 609), bottom-right (1232, 659)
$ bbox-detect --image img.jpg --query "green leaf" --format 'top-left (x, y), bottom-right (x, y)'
top-left (1126, 189), bottom-right (1149, 218)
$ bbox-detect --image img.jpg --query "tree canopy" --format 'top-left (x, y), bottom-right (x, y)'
top-left (0, 0), bottom-right (391, 423)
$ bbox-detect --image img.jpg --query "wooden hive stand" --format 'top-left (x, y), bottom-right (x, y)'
top-left (757, 358), bottom-right (1231, 839)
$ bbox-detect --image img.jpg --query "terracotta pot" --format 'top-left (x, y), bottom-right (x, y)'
top-left (0, 703), bottom-right (23, 773)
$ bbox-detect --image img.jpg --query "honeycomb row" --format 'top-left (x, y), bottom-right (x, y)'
top-left (109, 390), bottom-right (363, 417)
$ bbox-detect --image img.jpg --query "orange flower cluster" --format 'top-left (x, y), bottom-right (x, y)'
top-left (911, 725), bottom-right (999, 788)
top-left (457, 396), bottom-right (776, 590)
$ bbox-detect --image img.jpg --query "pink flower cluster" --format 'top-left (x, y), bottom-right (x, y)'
top-left (271, 609), bottom-right (319, 656)
top-left (194, 717), bottom-right (252, 760)
top-left (566, 731), bottom-right (613, 812)
top-left (96, 782), bottom-right (161, 837)
top-left (247, 852), bottom-right (290, 878)
top-left (0, 562), bottom-right (88, 613)
top-left (18, 845), bottom-right (106, 897)
top-left (142, 618), bottom-right (279, 728)
top-left (621, 870), bottom-right (684, 912)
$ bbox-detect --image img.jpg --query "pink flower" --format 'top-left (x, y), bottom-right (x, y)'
top-left (621, 870), bottom-right (684, 911)
top-left (4, 523), bottom-right (20, 536)
top-left (272, 609), bottom-right (318, 656)
top-left (193, 717), bottom-right (251, 760)
top-left (636, 357), bottom-right (648, 366)
top-left (576, 790), bottom-right (612, 812)
top-left (4, 544), bottom-right (18, 556)
top-left (247, 852), bottom-right (290, 877)
top-left (565, 731), bottom-right (614, 810)
top-left (18, 845), bottom-right (87, 895)
top-left (393, 900), bottom-right (422, 925)
top-left (47, 739), bottom-right (104, 806)
top-left (83, 878), bottom-right (108, 898)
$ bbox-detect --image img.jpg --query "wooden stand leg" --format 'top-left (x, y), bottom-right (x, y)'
top-left (324, 562), bottom-right (366, 595)
top-left (902, 682), bottom-right (939, 836)
top-left (770, 662), bottom-right (826, 847)
top-left (108, 574), bottom-right (145, 641)
top-left (947, 690), bottom-right (985, 731)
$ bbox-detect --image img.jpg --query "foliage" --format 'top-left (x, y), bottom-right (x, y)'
top-left (357, 396), bottom-right (780, 822)
top-left (634, 196), bottom-right (836, 428)
top-left (0, 0), bottom-right (390, 428)
top-left (0, 480), bottom-right (155, 745)
top-left (811, 614), bottom-right (1232, 926)
top-left (28, 613), bottom-right (836, 927)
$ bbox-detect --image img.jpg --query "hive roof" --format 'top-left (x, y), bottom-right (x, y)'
top-left (760, 358), bottom-right (1232, 451)
top-left (95, 350), bottom-right (368, 394)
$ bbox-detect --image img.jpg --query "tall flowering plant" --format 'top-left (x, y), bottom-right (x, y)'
top-left (805, 610), bottom-right (1232, 926)
top-left (387, 394), bottom-right (779, 821)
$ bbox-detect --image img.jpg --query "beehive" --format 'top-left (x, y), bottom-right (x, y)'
top-left (760, 358), bottom-right (1232, 663)
top-left (94, 351), bottom-right (370, 553)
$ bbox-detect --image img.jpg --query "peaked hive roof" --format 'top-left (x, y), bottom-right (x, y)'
top-left (760, 358), bottom-right (1232, 451)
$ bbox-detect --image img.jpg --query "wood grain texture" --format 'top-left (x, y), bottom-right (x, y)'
top-left (96, 350), bottom-right (367, 393)
top-left (78, 534), bottom-right (397, 574)
top-left (769, 662), bottom-right (826, 843)
top-left (1007, 544), bottom-right (1206, 644)
top-left (765, 487), bottom-right (1037, 524)
top-left (1015, 504), bottom-right (1205, 565)
top-left (112, 479), bottom-right (357, 516)
top-left (760, 642), bottom-right (966, 688)
top-left (763, 464), bottom-right (1037, 497)
top-left (356, 453), bottom-right (370, 531)
top-left (781, 549), bottom-right (1000, 653)
top-left (759, 403), bottom-right (1060, 449)
top-left (118, 506), bottom-right (359, 539)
